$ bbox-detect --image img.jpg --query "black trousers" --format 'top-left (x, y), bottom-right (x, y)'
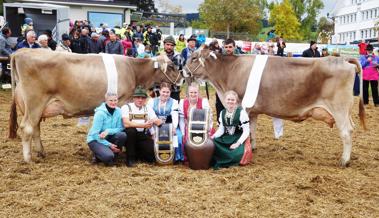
top-left (363, 80), bottom-right (379, 105)
top-left (125, 128), bottom-right (155, 162)
top-left (277, 48), bottom-right (284, 56)
top-left (216, 93), bottom-right (225, 123)
top-left (0, 60), bottom-right (10, 83)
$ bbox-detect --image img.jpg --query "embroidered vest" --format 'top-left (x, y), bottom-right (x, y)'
top-left (221, 106), bottom-right (243, 135)
top-left (153, 97), bottom-right (173, 123)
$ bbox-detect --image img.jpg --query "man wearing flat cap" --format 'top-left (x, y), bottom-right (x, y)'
top-left (121, 86), bottom-right (162, 167)
top-left (302, 41), bottom-right (320, 58)
top-left (161, 35), bottom-right (183, 101)
top-left (56, 33), bottom-right (71, 52)
top-left (181, 36), bottom-right (197, 66)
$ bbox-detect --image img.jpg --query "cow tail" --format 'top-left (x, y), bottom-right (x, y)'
top-left (8, 54), bottom-right (18, 139)
top-left (347, 58), bottom-right (367, 130)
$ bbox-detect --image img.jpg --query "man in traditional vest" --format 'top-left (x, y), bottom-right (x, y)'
top-left (121, 86), bottom-right (162, 167)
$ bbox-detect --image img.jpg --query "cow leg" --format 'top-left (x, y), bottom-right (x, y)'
top-left (335, 107), bottom-right (354, 167)
top-left (250, 114), bottom-right (258, 150)
top-left (339, 126), bottom-right (353, 167)
top-left (33, 122), bottom-right (45, 158)
top-left (20, 121), bottom-right (33, 163)
top-left (20, 98), bottom-right (48, 163)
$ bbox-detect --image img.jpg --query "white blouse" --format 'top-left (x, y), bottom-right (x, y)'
top-left (213, 108), bottom-right (250, 145)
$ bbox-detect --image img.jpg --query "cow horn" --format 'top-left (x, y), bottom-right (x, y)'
top-left (161, 62), bottom-right (168, 74)
top-left (209, 51), bottom-right (217, 60)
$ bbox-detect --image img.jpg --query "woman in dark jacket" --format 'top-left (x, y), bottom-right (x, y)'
top-left (69, 29), bottom-right (82, 53)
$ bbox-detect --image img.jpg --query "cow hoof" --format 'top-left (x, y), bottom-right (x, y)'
top-left (339, 159), bottom-right (350, 168)
top-left (37, 152), bottom-right (46, 158)
top-left (23, 158), bottom-right (33, 164)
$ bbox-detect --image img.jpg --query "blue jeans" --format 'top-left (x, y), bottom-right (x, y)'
top-left (88, 132), bottom-right (127, 165)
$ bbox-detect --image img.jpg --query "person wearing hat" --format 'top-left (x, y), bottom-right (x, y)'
top-left (121, 86), bottom-right (162, 167)
top-left (21, 18), bottom-right (33, 37)
top-left (162, 35), bottom-right (183, 101)
top-left (360, 44), bottom-right (379, 107)
top-left (56, 33), bottom-right (72, 52)
top-left (181, 36), bottom-right (197, 66)
top-left (88, 32), bottom-right (102, 54)
top-left (302, 41), bottom-right (320, 58)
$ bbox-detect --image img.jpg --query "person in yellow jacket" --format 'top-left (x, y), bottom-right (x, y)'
top-left (175, 34), bottom-right (186, 53)
top-left (143, 26), bottom-right (152, 46)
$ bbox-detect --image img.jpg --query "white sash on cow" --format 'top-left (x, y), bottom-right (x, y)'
top-left (101, 53), bottom-right (118, 94)
top-left (241, 55), bottom-right (268, 109)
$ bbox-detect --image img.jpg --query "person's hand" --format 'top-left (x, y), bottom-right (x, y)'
top-left (230, 143), bottom-right (240, 150)
top-left (110, 144), bottom-right (120, 153)
top-left (144, 120), bottom-right (153, 129)
top-left (99, 131), bottom-right (108, 139)
top-left (367, 57), bottom-right (372, 62)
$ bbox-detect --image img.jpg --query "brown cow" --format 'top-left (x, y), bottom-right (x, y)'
top-left (183, 48), bottom-right (366, 167)
top-left (9, 49), bottom-right (181, 163)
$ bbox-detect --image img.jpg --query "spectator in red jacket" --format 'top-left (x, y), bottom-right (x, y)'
top-left (358, 39), bottom-right (367, 55)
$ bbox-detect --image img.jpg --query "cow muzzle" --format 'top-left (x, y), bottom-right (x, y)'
top-left (182, 68), bottom-right (191, 78)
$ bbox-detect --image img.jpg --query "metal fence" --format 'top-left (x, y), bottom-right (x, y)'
top-left (159, 26), bottom-right (209, 37)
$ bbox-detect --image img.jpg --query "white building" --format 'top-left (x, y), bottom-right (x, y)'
top-left (6, 0), bottom-right (137, 28)
top-left (332, 0), bottom-right (379, 44)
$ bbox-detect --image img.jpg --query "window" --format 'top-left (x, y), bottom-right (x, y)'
top-left (88, 11), bottom-right (123, 28)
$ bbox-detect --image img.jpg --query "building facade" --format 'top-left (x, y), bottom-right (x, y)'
top-left (332, 0), bottom-right (379, 44)
top-left (5, 0), bottom-right (137, 28)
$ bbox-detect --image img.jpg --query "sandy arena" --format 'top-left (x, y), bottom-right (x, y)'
top-left (0, 89), bottom-right (378, 217)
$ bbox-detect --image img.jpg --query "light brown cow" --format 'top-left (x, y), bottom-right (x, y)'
top-left (8, 49), bottom-right (181, 163)
top-left (183, 48), bottom-right (366, 167)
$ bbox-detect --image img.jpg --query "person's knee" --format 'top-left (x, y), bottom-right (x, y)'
top-left (115, 132), bottom-right (127, 144)
top-left (126, 128), bottom-right (137, 137)
top-left (101, 152), bottom-right (115, 165)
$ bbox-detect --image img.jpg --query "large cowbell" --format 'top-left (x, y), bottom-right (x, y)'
top-left (188, 108), bottom-right (209, 146)
top-left (186, 108), bottom-right (215, 170)
top-left (154, 123), bottom-right (175, 165)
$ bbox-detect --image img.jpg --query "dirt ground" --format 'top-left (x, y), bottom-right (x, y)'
top-left (0, 89), bottom-right (378, 218)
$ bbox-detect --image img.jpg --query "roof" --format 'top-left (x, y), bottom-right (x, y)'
top-left (15, 0), bottom-right (137, 10)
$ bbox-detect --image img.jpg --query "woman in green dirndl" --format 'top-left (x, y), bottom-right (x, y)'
top-left (211, 90), bottom-right (250, 169)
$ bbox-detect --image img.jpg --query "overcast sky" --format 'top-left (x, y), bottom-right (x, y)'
top-left (158, 0), bottom-right (337, 17)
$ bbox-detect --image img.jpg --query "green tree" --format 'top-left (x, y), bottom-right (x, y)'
top-left (190, 19), bottom-right (208, 29)
top-left (127, 0), bottom-right (157, 13)
top-left (289, 0), bottom-right (324, 39)
top-left (269, 0), bottom-right (302, 40)
top-left (199, 0), bottom-right (263, 38)
top-left (317, 16), bottom-right (334, 44)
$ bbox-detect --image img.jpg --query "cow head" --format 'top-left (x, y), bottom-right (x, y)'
top-left (152, 54), bottom-right (183, 86)
top-left (183, 47), bottom-right (218, 81)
